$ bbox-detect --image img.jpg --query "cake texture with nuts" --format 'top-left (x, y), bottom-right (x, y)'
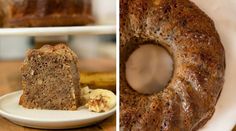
top-left (20, 44), bottom-right (80, 110)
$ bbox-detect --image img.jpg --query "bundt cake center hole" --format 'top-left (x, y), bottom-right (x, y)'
top-left (125, 44), bottom-right (173, 94)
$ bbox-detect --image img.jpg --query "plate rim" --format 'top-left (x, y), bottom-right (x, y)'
top-left (0, 90), bottom-right (116, 123)
top-left (0, 25), bottom-right (116, 36)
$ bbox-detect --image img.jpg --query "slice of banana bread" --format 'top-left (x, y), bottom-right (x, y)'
top-left (20, 44), bottom-right (80, 110)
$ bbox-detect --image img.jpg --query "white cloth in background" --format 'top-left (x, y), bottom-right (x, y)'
top-left (191, 0), bottom-right (236, 130)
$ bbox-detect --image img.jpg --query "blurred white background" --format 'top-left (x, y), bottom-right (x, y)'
top-left (92, 0), bottom-right (116, 25)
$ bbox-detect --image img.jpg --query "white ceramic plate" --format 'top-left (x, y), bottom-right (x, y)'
top-left (0, 25), bottom-right (116, 36)
top-left (0, 91), bottom-right (116, 129)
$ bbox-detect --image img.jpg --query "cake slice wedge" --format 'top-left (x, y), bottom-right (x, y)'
top-left (20, 44), bottom-right (80, 110)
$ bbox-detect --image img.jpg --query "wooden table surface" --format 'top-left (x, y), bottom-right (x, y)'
top-left (0, 60), bottom-right (116, 131)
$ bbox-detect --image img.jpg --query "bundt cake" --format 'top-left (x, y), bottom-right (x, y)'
top-left (20, 44), bottom-right (80, 110)
top-left (2, 0), bottom-right (94, 27)
top-left (120, 0), bottom-right (225, 130)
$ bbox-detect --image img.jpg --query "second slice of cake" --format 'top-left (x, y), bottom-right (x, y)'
top-left (20, 44), bottom-right (80, 110)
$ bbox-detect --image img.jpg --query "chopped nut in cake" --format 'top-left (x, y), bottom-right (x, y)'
top-left (20, 44), bottom-right (80, 110)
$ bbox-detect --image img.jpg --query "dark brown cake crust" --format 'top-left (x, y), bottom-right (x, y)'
top-left (0, 8), bottom-right (3, 26)
top-left (20, 44), bottom-right (80, 110)
top-left (120, 0), bottom-right (225, 130)
top-left (3, 0), bottom-right (94, 27)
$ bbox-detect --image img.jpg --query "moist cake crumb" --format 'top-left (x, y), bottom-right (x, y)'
top-left (19, 44), bottom-right (80, 110)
